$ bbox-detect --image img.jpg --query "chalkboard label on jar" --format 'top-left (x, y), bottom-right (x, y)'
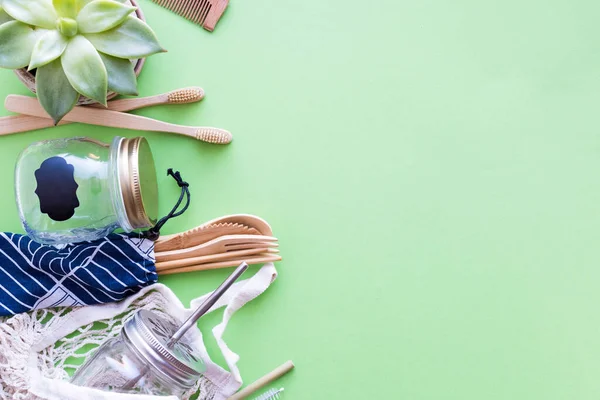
top-left (34, 157), bottom-right (80, 222)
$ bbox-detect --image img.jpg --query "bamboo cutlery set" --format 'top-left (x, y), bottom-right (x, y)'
top-left (0, 87), bottom-right (232, 144)
top-left (155, 214), bottom-right (281, 275)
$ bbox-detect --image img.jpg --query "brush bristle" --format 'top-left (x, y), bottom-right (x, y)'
top-left (254, 388), bottom-right (284, 400)
top-left (168, 87), bottom-right (205, 104)
top-left (196, 128), bottom-right (232, 144)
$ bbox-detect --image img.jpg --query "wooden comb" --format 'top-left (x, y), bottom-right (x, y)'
top-left (151, 0), bottom-right (229, 32)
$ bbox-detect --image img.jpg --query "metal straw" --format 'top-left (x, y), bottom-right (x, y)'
top-left (167, 262), bottom-right (248, 347)
top-left (121, 262), bottom-right (248, 390)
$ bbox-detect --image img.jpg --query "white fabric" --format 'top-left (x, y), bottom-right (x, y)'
top-left (0, 263), bottom-right (278, 400)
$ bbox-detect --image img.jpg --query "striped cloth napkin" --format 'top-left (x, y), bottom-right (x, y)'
top-left (0, 233), bottom-right (157, 316)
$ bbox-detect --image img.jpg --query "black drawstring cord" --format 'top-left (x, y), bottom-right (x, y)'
top-left (143, 169), bottom-right (190, 241)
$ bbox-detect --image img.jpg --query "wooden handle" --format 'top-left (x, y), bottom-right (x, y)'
top-left (156, 248), bottom-right (273, 271)
top-left (158, 254), bottom-right (282, 275)
top-left (227, 361), bottom-right (295, 400)
top-left (98, 86), bottom-right (205, 112)
top-left (155, 231), bottom-right (276, 254)
top-left (4, 95), bottom-right (232, 144)
top-left (6, 95), bottom-right (192, 135)
top-left (0, 88), bottom-right (205, 137)
top-left (0, 114), bottom-right (57, 136)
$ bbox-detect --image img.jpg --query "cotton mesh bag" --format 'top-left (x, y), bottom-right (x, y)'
top-left (0, 263), bottom-right (278, 400)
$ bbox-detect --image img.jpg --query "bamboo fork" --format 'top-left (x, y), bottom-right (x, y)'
top-left (0, 87), bottom-right (205, 136)
top-left (5, 95), bottom-right (232, 144)
top-left (156, 247), bottom-right (278, 272)
top-left (155, 234), bottom-right (278, 262)
top-left (158, 254), bottom-right (283, 275)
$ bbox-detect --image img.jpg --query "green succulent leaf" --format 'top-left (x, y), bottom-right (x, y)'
top-left (56, 17), bottom-right (78, 36)
top-left (53, 0), bottom-right (77, 18)
top-left (85, 16), bottom-right (165, 58)
top-left (77, 0), bottom-right (135, 34)
top-left (0, 8), bottom-right (14, 25)
top-left (29, 30), bottom-right (68, 70)
top-left (77, 0), bottom-right (126, 12)
top-left (2, 0), bottom-right (58, 29)
top-left (0, 21), bottom-right (37, 69)
top-left (99, 52), bottom-right (137, 95)
top-left (36, 57), bottom-right (79, 124)
top-left (61, 35), bottom-right (107, 105)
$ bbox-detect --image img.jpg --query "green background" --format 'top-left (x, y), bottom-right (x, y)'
top-left (1, 0), bottom-right (600, 398)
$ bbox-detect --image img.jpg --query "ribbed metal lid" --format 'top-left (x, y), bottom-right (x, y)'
top-left (123, 309), bottom-right (206, 387)
top-left (116, 137), bottom-right (158, 230)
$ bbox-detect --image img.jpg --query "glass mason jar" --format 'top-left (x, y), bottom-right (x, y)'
top-left (71, 309), bottom-right (206, 396)
top-left (15, 136), bottom-right (158, 245)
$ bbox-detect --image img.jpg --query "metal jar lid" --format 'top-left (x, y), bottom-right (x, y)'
top-left (115, 137), bottom-right (158, 230)
top-left (123, 309), bottom-right (206, 387)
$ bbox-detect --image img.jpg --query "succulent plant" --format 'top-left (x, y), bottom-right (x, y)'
top-left (0, 0), bottom-right (165, 123)
top-left (0, 2), bottom-right (14, 25)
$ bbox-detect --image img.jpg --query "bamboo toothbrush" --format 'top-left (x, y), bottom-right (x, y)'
top-left (150, 0), bottom-right (229, 31)
top-left (5, 94), bottom-right (232, 145)
top-left (0, 87), bottom-right (205, 136)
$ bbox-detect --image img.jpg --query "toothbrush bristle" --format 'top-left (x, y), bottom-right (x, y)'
top-left (196, 127), bottom-right (232, 144)
top-left (168, 87), bottom-right (205, 103)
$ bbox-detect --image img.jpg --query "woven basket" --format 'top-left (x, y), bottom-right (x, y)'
top-left (13, 0), bottom-right (147, 105)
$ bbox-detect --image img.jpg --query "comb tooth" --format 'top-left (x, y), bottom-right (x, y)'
top-left (199, 2), bottom-right (213, 24)
top-left (192, 0), bottom-right (208, 24)
top-left (179, 0), bottom-right (194, 18)
top-left (190, 0), bottom-right (208, 24)
top-left (186, 0), bottom-right (204, 23)
top-left (160, 0), bottom-right (175, 13)
top-left (199, 2), bottom-right (212, 24)
top-left (180, 1), bottom-right (193, 19)
top-left (186, 0), bottom-right (204, 20)
top-left (196, 0), bottom-right (211, 24)
top-left (178, 0), bottom-right (188, 16)
top-left (172, 0), bottom-right (187, 16)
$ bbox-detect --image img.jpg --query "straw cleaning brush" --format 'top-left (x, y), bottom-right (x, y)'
top-left (254, 388), bottom-right (284, 400)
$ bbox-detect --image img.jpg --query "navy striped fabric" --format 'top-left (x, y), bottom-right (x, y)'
top-left (0, 233), bottom-right (157, 316)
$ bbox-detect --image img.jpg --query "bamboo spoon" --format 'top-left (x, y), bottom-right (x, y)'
top-left (156, 247), bottom-right (278, 272)
top-left (0, 87), bottom-right (205, 136)
top-left (4, 95), bottom-right (232, 144)
top-left (158, 254), bottom-right (282, 275)
top-left (155, 234), bottom-right (279, 263)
